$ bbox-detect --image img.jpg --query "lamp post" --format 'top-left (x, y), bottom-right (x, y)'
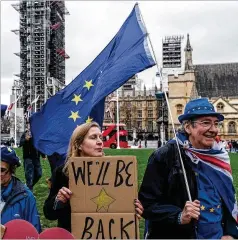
top-left (155, 91), bottom-right (164, 147)
top-left (12, 81), bottom-right (21, 147)
top-left (157, 117), bottom-right (162, 148)
top-left (12, 79), bottom-right (25, 147)
top-left (14, 86), bottom-right (18, 148)
top-left (116, 89), bottom-right (120, 149)
top-left (155, 90), bottom-right (169, 145)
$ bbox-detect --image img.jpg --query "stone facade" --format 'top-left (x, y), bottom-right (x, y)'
top-left (212, 97), bottom-right (238, 140)
top-left (104, 86), bottom-right (159, 139)
top-left (168, 70), bottom-right (197, 126)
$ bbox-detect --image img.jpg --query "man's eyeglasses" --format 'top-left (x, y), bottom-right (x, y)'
top-left (1, 167), bottom-right (9, 176)
top-left (192, 121), bottom-right (222, 129)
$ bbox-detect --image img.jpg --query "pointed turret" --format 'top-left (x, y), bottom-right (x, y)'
top-left (184, 34), bottom-right (193, 71)
top-left (122, 86), bottom-right (124, 98)
top-left (185, 33), bottom-right (192, 51)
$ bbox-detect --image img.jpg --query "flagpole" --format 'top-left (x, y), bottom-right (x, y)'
top-left (138, 4), bottom-right (192, 202)
top-left (116, 89), bottom-right (120, 149)
top-left (35, 86), bottom-right (37, 112)
top-left (14, 90), bottom-right (17, 148)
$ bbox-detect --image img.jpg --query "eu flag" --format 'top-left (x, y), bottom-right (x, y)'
top-left (1, 104), bottom-right (7, 117)
top-left (30, 3), bottom-right (156, 155)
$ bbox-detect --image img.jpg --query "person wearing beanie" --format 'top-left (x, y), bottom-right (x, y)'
top-left (139, 98), bottom-right (238, 239)
top-left (1, 146), bottom-right (41, 232)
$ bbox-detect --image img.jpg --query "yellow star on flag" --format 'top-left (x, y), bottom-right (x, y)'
top-left (83, 80), bottom-right (94, 90)
top-left (200, 205), bottom-right (205, 211)
top-left (69, 111), bottom-right (80, 122)
top-left (210, 208), bottom-right (215, 213)
top-left (86, 116), bottom-right (93, 123)
top-left (91, 188), bottom-right (115, 212)
top-left (7, 147), bottom-right (12, 152)
top-left (71, 94), bottom-right (82, 105)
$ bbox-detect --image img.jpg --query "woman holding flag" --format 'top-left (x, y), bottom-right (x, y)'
top-left (139, 98), bottom-right (238, 239)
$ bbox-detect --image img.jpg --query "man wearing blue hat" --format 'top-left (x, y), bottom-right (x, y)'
top-left (139, 98), bottom-right (238, 239)
top-left (1, 146), bottom-right (41, 232)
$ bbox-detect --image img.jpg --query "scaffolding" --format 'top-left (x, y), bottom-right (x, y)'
top-left (11, 0), bottom-right (69, 113)
top-left (162, 35), bottom-right (184, 69)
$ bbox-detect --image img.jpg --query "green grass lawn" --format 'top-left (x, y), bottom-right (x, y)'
top-left (14, 148), bottom-right (238, 238)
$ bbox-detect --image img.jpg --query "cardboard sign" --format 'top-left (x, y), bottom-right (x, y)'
top-left (69, 156), bottom-right (139, 239)
top-left (71, 213), bottom-right (138, 239)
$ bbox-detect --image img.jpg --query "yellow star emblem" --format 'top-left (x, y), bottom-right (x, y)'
top-left (69, 111), bottom-right (80, 122)
top-left (91, 188), bottom-right (115, 212)
top-left (210, 208), bottom-right (215, 213)
top-left (83, 80), bottom-right (94, 90)
top-left (71, 94), bottom-right (82, 105)
top-left (86, 116), bottom-right (93, 123)
top-left (7, 147), bottom-right (12, 152)
top-left (200, 205), bottom-right (205, 211)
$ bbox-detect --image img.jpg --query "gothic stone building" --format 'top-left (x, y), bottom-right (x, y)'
top-left (104, 85), bottom-right (159, 140)
top-left (168, 34), bottom-right (238, 140)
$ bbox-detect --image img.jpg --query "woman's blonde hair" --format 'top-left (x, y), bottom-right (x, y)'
top-left (63, 121), bottom-right (101, 176)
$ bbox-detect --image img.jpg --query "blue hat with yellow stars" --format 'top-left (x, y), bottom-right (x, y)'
top-left (178, 98), bottom-right (224, 123)
top-left (1, 146), bottom-right (21, 167)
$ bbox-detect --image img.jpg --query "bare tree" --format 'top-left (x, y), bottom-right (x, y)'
top-left (120, 102), bottom-right (137, 130)
top-left (120, 102), bottom-right (131, 125)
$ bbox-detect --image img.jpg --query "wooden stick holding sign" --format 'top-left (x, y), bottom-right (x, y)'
top-left (69, 156), bottom-right (139, 239)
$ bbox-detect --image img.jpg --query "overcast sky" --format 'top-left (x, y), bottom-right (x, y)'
top-left (1, 1), bottom-right (238, 105)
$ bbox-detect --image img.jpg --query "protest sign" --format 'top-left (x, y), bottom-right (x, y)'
top-left (69, 156), bottom-right (139, 239)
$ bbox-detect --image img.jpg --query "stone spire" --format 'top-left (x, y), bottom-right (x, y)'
top-left (184, 33), bottom-right (193, 71)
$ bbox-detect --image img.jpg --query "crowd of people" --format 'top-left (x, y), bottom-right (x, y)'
top-left (1, 97), bottom-right (238, 239)
top-left (226, 140), bottom-right (238, 153)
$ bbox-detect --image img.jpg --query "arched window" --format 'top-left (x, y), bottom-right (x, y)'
top-left (219, 122), bottom-right (224, 133)
top-left (176, 104), bottom-right (183, 115)
top-left (217, 102), bottom-right (224, 112)
top-left (228, 121), bottom-right (236, 133)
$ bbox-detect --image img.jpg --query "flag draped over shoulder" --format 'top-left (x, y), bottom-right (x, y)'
top-left (173, 132), bottom-right (238, 232)
top-left (30, 3), bottom-right (156, 155)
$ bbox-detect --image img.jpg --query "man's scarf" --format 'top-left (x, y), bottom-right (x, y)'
top-left (171, 132), bottom-right (238, 223)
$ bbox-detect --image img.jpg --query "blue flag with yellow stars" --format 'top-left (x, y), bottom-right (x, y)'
top-left (30, 3), bottom-right (156, 155)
